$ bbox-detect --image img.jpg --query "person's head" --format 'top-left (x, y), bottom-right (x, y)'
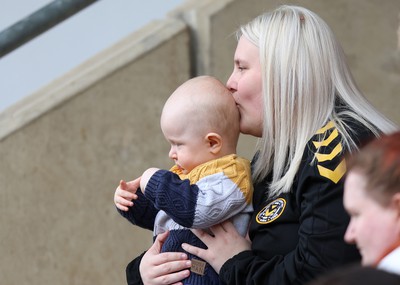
top-left (161, 75), bottom-right (240, 174)
top-left (343, 131), bottom-right (400, 266)
top-left (227, 5), bottom-right (353, 139)
top-left (306, 265), bottom-right (400, 285)
top-left (226, 5), bottom-right (397, 197)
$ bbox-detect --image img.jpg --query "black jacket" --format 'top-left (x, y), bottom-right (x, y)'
top-left (219, 120), bottom-right (373, 284)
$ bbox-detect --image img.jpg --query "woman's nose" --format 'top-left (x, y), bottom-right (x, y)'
top-left (226, 72), bottom-right (237, 92)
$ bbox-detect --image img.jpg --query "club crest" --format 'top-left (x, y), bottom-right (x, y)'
top-left (256, 198), bottom-right (286, 224)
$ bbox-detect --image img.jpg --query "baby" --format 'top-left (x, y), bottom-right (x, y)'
top-left (114, 75), bottom-right (253, 285)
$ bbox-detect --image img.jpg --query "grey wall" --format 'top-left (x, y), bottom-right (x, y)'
top-left (0, 19), bottom-right (191, 284)
top-left (1, 1), bottom-right (399, 284)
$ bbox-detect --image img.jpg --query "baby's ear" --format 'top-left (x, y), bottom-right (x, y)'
top-left (206, 133), bottom-right (222, 154)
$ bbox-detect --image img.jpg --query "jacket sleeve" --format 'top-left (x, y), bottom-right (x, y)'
top-left (144, 170), bottom-right (251, 229)
top-left (219, 136), bottom-right (360, 284)
top-left (117, 189), bottom-right (158, 231)
top-left (126, 252), bottom-right (145, 285)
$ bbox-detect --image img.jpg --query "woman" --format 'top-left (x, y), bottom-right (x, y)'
top-left (344, 131), bottom-right (400, 275)
top-left (123, 5), bottom-right (398, 285)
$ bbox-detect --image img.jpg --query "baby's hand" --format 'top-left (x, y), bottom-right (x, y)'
top-left (114, 178), bottom-right (140, 211)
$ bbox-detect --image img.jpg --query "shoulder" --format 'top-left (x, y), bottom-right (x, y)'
top-left (301, 121), bottom-right (344, 184)
top-left (307, 119), bottom-right (376, 156)
top-left (302, 120), bottom-right (374, 184)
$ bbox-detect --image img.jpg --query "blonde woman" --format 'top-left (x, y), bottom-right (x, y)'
top-left (124, 5), bottom-right (398, 285)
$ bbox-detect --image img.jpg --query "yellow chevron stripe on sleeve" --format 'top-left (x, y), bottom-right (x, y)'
top-left (315, 143), bottom-right (343, 162)
top-left (317, 159), bottom-right (346, 184)
top-left (312, 128), bottom-right (339, 148)
top-left (315, 121), bottom-right (335, 134)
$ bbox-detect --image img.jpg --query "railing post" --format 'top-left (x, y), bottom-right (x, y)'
top-left (0, 0), bottom-right (99, 58)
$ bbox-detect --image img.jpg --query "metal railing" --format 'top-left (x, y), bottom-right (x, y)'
top-left (0, 0), bottom-right (99, 58)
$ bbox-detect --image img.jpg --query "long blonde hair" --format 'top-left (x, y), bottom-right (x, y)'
top-left (238, 5), bottom-right (398, 197)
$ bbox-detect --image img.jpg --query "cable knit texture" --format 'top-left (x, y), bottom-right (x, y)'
top-left (119, 154), bottom-right (253, 285)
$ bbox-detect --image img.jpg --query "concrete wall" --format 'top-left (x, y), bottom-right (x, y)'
top-left (0, 19), bottom-right (190, 284)
top-left (1, 1), bottom-right (399, 284)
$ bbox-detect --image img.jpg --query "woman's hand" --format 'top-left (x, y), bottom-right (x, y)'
top-left (182, 220), bottom-right (251, 273)
top-left (140, 231), bottom-right (192, 285)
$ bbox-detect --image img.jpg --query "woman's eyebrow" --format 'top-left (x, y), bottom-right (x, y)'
top-left (234, 59), bottom-right (245, 65)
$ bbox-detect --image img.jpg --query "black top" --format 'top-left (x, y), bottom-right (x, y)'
top-left (219, 120), bottom-right (374, 285)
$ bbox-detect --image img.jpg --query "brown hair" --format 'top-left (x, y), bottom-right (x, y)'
top-left (346, 131), bottom-right (400, 205)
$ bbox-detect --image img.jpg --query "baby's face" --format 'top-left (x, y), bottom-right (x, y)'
top-left (162, 120), bottom-right (212, 174)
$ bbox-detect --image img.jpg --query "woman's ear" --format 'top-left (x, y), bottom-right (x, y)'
top-left (205, 133), bottom-right (222, 154)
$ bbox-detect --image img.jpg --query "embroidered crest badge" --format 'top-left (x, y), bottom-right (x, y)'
top-left (256, 198), bottom-right (286, 224)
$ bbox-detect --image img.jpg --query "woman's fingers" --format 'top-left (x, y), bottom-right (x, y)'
top-left (191, 228), bottom-right (215, 244)
top-left (183, 220), bottom-right (251, 274)
top-left (208, 219), bottom-right (236, 236)
top-left (140, 231), bottom-right (191, 285)
top-left (190, 221), bottom-right (233, 247)
top-left (150, 231), bottom-right (169, 255)
top-left (150, 260), bottom-right (190, 284)
top-left (181, 241), bottom-right (207, 259)
top-left (141, 254), bottom-right (191, 285)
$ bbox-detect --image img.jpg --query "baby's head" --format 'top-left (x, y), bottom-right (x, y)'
top-left (161, 75), bottom-right (240, 173)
